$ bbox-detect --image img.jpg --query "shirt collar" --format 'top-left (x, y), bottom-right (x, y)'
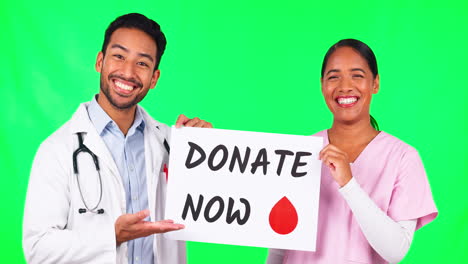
top-left (87, 95), bottom-right (145, 136)
top-left (131, 105), bottom-right (146, 134)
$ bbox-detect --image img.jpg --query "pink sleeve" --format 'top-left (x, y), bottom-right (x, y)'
top-left (387, 148), bottom-right (438, 230)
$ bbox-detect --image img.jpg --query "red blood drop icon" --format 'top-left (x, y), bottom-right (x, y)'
top-left (269, 196), bottom-right (298, 235)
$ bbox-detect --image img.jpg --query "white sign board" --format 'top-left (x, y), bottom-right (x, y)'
top-left (164, 127), bottom-right (323, 251)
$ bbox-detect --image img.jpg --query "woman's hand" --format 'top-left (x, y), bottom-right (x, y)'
top-left (319, 144), bottom-right (353, 187)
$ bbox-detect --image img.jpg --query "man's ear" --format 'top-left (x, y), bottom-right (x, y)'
top-left (320, 77), bottom-right (325, 94)
top-left (95, 52), bottom-right (104, 73)
top-left (373, 74), bottom-right (380, 94)
top-left (150, 69), bottom-right (161, 89)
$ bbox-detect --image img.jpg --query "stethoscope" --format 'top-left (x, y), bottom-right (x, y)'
top-left (73, 132), bottom-right (105, 214)
top-left (72, 127), bottom-right (170, 215)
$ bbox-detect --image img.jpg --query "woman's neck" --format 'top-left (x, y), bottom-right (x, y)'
top-left (328, 118), bottom-right (379, 161)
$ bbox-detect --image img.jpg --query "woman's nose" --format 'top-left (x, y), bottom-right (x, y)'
top-left (337, 77), bottom-right (353, 93)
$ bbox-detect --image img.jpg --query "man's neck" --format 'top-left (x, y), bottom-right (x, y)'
top-left (97, 95), bottom-right (136, 136)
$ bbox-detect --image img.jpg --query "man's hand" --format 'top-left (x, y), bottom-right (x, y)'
top-left (175, 114), bottom-right (213, 128)
top-left (115, 209), bottom-right (184, 246)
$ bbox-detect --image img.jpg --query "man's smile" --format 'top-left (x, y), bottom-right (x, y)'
top-left (109, 76), bottom-right (143, 96)
top-left (115, 80), bottom-right (134, 91)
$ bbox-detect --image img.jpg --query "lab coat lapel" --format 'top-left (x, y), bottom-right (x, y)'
top-left (83, 129), bottom-right (120, 179)
top-left (141, 108), bottom-right (168, 264)
top-left (143, 115), bottom-right (165, 217)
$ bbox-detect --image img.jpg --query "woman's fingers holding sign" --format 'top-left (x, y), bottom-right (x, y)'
top-left (115, 209), bottom-right (184, 246)
top-left (319, 144), bottom-right (353, 187)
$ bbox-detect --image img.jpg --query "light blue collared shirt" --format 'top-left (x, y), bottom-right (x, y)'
top-left (87, 96), bottom-right (154, 264)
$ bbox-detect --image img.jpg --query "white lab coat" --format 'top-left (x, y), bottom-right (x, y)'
top-left (23, 102), bottom-right (186, 264)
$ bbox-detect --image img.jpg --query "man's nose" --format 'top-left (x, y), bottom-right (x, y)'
top-left (121, 60), bottom-right (136, 78)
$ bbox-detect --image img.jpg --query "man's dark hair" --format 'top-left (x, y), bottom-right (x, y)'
top-left (101, 13), bottom-right (167, 71)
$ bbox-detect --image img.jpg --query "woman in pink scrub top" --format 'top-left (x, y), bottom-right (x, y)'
top-left (267, 39), bottom-right (438, 264)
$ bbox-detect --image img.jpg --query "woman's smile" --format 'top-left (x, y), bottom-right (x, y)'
top-left (336, 95), bottom-right (359, 107)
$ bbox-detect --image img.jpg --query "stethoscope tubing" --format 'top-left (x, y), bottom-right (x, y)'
top-left (73, 133), bottom-right (104, 214)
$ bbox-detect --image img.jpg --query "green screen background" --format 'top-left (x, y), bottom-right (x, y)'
top-left (1, 0), bottom-right (467, 262)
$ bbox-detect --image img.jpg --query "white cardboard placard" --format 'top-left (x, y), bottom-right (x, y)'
top-left (164, 127), bottom-right (322, 251)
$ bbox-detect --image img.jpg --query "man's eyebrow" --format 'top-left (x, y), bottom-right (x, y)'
top-left (326, 69), bottom-right (340, 75)
top-left (110, 44), bottom-right (128, 52)
top-left (351, 68), bottom-right (366, 73)
top-left (137, 52), bottom-right (154, 63)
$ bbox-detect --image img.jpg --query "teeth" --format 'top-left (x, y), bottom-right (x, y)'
top-left (115, 81), bottom-right (134, 91)
top-left (338, 97), bottom-right (357, 105)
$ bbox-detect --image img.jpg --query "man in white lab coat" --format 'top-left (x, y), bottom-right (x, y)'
top-left (23, 13), bottom-right (212, 264)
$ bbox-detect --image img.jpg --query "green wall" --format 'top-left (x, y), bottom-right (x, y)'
top-left (2, 0), bottom-right (467, 262)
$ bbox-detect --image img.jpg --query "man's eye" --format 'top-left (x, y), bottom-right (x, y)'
top-left (113, 54), bottom-right (124, 60)
top-left (328, 76), bottom-right (338, 80)
top-left (353, 74), bottom-right (364, 78)
top-left (137, 62), bottom-right (148, 67)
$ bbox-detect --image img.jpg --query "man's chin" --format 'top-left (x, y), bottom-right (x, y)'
top-left (111, 101), bottom-right (137, 110)
top-left (100, 84), bottom-right (145, 111)
top-left (105, 95), bottom-right (138, 110)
